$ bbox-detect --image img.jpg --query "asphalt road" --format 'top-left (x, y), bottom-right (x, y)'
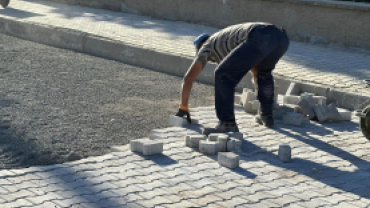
top-left (0, 33), bottom-right (215, 169)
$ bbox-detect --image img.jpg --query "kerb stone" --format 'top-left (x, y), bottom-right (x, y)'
top-left (286, 82), bottom-right (301, 96)
top-left (218, 152), bottom-right (240, 168)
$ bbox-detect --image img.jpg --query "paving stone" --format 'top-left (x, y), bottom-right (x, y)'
top-left (130, 138), bottom-right (152, 153)
top-left (162, 200), bottom-right (200, 208)
top-left (338, 108), bottom-right (352, 121)
top-left (199, 140), bottom-right (222, 155)
top-left (188, 194), bottom-right (223, 207)
top-left (267, 194), bottom-right (302, 206)
top-left (217, 135), bottom-right (228, 152)
top-left (142, 141), bottom-right (163, 156)
top-left (169, 115), bottom-right (189, 127)
top-left (283, 112), bottom-right (304, 126)
top-left (244, 101), bottom-right (258, 114)
top-left (241, 192), bottom-right (277, 203)
top-left (162, 183), bottom-right (194, 195)
top-left (227, 138), bottom-right (242, 153)
top-left (216, 197), bottom-right (251, 208)
top-left (326, 103), bottom-right (341, 121)
top-left (241, 90), bottom-right (256, 107)
top-left (298, 95), bottom-right (316, 119)
top-left (294, 105), bottom-right (304, 114)
top-left (136, 196), bottom-right (173, 207)
top-left (253, 100), bottom-right (260, 110)
top-left (235, 94), bottom-right (242, 105)
top-left (227, 132), bottom-right (244, 140)
top-left (273, 107), bottom-right (286, 119)
top-left (2, 189), bottom-right (35, 203)
top-left (208, 133), bottom-right (224, 141)
top-left (314, 104), bottom-right (328, 122)
top-left (301, 92), bottom-right (315, 97)
top-left (218, 152), bottom-right (240, 168)
top-left (313, 96), bottom-right (327, 105)
top-left (278, 145), bottom-right (292, 162)
top-left (274, 86), bottom-right (279, 102)
top-left (283, 95), bottom-right (301, 105)
top-left (296, 197), bottom-right (331, 208)
top-left (184, 135), bottom-right (207, 148)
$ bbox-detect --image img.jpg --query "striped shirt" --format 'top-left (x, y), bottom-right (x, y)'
top-left (195, 22), bottom-right (273, 67)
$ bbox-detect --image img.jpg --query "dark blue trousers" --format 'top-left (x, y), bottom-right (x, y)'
top-left (215, 25), bottom-right (290, 121)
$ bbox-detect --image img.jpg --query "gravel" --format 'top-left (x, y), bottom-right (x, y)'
top-left (0, 33), bottom-right (215, 169)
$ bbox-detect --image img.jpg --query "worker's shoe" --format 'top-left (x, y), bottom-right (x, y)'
top-left (0, 0), bottom-right (10, 8)
top-left (255, 111), bottom-right (274, 128)
top-left (202, 120), bottom-right (239, 136)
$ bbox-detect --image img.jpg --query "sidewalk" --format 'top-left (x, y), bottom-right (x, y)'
top-left (1, 1), bottom-right (370, 208)
top-left (0, 0), bottom-right (370, 101)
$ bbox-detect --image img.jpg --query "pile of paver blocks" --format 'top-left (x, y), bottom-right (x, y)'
top-left (185, 132), bottom-right (242, 168)
top-left (235, 82), bottom-right (353, 126)
top-left (283, 83), bottom-right (352, 123)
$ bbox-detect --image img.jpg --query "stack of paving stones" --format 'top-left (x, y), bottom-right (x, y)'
top-left (235, 82), bottom-right (353, 126)
top-left (283, 82), bottom-right (353, 123)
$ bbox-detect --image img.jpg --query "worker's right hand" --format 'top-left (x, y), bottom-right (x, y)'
top-left (175, 104), bottom-right (191, 124)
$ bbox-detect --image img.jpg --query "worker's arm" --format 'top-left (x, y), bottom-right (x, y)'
top-left (181, 61), bottom-right (204, 106)
top-left (251, 67), bottom-right (258, 92)
top-left (175, 61), bottom-right (204, 123)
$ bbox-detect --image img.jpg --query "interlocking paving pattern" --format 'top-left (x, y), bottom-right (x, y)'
top-left (1, 0), bottom-right (370, 96)
top-left (1, 105), bottom-right (370, 207)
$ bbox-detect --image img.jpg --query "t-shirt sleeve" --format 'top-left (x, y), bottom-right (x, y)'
top-left (194, 47), bottom-right (211, 68)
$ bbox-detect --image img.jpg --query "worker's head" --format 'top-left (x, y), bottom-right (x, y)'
top-left (193, 33), bottom-right (210, 52)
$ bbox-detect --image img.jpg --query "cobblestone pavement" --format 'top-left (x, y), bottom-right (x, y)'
top-left (1, 104), bottom-right (370, 208)
top-left (1, 0), bottom-right (370, 96)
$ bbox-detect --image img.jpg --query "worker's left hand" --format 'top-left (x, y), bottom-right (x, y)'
top-left (175, 105), bottom-right (191, 124)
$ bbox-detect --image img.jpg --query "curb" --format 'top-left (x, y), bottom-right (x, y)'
top-left (1, 16), bottom-right (369, 111)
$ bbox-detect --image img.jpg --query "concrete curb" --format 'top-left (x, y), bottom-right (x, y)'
top-left (1, 16), bottom-right (369, 111)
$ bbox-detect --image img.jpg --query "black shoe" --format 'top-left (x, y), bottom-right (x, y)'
top-left (255, 111), bottom-right (274, 128)
top-left (0, 0), bottom-right (10, 8)
top-left (202, 120), bottom-right (239, 136)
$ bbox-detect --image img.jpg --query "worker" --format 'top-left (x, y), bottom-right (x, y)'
top-left (0, 0), bottom-right (10, 8)
top-left (175, 22), bottom-right (290, 135)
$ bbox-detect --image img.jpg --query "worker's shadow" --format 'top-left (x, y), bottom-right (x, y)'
top-left (239, 119), bottom-right (370, 199)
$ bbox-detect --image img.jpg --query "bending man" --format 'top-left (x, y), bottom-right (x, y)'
top-left (176, 22), bottom-right (290, 135)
